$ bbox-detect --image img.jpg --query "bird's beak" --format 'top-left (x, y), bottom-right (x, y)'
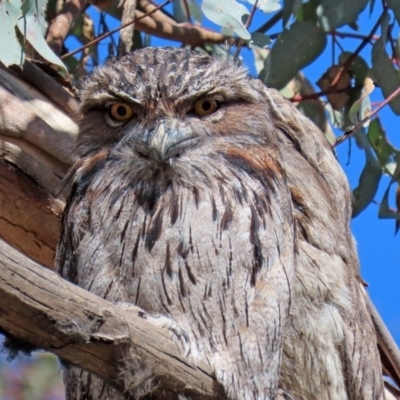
top-left (136, 120), bottom-right (197, 161)
top-left (147, 121), bottom-right (171, 160)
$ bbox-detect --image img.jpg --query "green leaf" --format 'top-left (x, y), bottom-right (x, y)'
top-left (250, 32), bottom-right (271, 48)
top-left (282, 0), bottom-right (302, 26)
top-left (201, 0), bottom-right (251, 40)
top-left (189, 0), bottom-right (203, 22)
top-left (247, 0), bottom-right (281, 13)
top-left (349, 77), bottom-right (374, 127)
top-left (16, 0), bottom-right (66, 72)
top-left (296, 0), bottom-right (319, 22)
top-left (174, 0), bottom-right (202, 23)
top-left (0, 0), bottom-right (24, 66)
top-left (368, 118), bottom-right (398, 173)
top-left (316, 0), bottom-right (369, 31)
top-left (372, 21), bottom-right (400, 115)
top-left (325, 102), bottom-right (345, 129)
top-left (252, 47), bottom-right (269, 75)
top-left (259, 20), bottom-right (326, 90)
top-left (397, 34), bottom-right (400, 62)
top-left (339, 52), bottom-right (369, 86)
top-left (379, 162), bottom-right (400, 220)
top-left (386, 0), bottom-right (400, 25)
top-left (352, 152), bottom-right (382, 218)
top-left (20, 0), bottom-right (47, 35)
top-left (174, 0), bottom-right (189, 22)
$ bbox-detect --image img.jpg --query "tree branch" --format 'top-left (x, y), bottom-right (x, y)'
top-left (46, 0), bottom-right (88, 56)
top-left (62, 1), bottom-right (228, 60)
top-left (0, 66), bottom-right (74, 268)
top-left (0, 238), bottom-right (226, 399)
top-left (118, 0), bottom-right (137, 55)
top-left (0, 160), bottom-right (62, 268)
top-left (0, 66), bottom-right (77, 167)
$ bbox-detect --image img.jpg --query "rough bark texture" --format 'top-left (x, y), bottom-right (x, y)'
top-left (0, 238), bottom-right (225, 399)
top-left (0, 160), bottom-right (62, 267)
top-left (0, 64), bottom-right (75, 268)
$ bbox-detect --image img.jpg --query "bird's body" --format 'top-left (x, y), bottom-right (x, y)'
top-left (57, 47), bottom-right (384, 400)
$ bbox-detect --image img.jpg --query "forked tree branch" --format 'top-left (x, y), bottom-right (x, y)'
top-left (0, 238), bottom-right (226, 399)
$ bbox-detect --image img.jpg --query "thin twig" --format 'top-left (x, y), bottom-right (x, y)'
top-left (254, 10), bottom-right (282, 33)
top-left (334, 85), bottom-right (400, 146)
top-left (289, 85), bottom-right (361, 103)
top-left (99, 12), bottom-right (118, 54)
top-left (330, 12), bottom-right (384, 88)
top-left (137, 0), bottom-right (176, 25)
top-left (332, 31), bottom-right (380, 41)
top-left (61, 0), bottom-right (173, 59)
top-left (234, 0), bottom-right (259, 61)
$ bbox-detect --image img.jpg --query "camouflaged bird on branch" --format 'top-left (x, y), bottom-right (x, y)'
top-left (56, 47), bottom-right (399, 400)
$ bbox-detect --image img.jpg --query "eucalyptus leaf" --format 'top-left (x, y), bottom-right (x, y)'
top-left (189, 0), bottom-right (203, 22)
top-left (348, 78), bottom-right (374, 127)
top-left (250, 32), bottom-right (271, 48)
top-left (397, 34), bottom-right (400, 63)
top-left (16, 4), bottom-right (66, 72)
top-left (259, 20), bottom-right (326, 90)
top-left (201, 0), bottom-right (251, 40)
top-left (20, 0), bottom-right (47, 35)
top-left (0, 0), bottom-right (24, 66)
top-left (368, 118), bottom-right (398, 172)
top-left (316, 0), bottom-right (368, 31)
top-left (347, 21), bottom-right (359, 31)
top-left (352, 153), bottom-right (382, 218)
top-left (247, 0), bottom-right (281, 13)
top-left (372, 22), bottom-right (400, 115)
top-left (339, 52), bottom-right (369, 86)
top-left (296, 0), bottom-right (319, 22)
top-left (325, 102), bottom-right (345, 129)
top-left (174, 0), bottom-right (202, 23)
top-left (379, 162), bottom-right (400, 220)
top-left (221, 27), bottom-right (235, 36)
top-left (386, 0), bottom-right (400, 25)
top-left (282, 0), bottom-right (302, 26)
top-left (174, 0), bottom-right (189, 22)
top-left (252, 47), bottom-right (269, 75)
top-left (378, 182), bottom-right (398, 219)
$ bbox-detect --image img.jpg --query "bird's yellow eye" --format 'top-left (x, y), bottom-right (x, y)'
top-left (109, 102), bottom-right (135, 121)
top-left (193, 99), bottom-right (220, 116)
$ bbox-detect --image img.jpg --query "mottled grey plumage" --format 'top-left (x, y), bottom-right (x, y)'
top-left (57, 47), bottom-right (383, 400)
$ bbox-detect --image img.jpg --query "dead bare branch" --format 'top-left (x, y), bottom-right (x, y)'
top-left (46, 0), bottom-right (88, 56)
top-left (0, 66), bottom-right (77, 167)
top-left (137, 0), bottom-right (177, 25)
top-left (118, 0), bottom-right (137, 55)
top-left (0, 238), bottom-right (226, 399)
top-left (14, 61), bottom-right (79, 118)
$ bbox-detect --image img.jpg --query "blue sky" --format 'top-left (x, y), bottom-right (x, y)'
top-left (76, 0), bottom-right (400, 345)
